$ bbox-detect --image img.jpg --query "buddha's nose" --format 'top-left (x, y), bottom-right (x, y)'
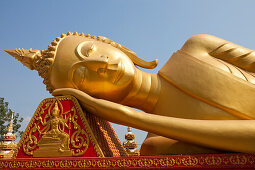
top-left (68, 56), bottom-right (109, 88)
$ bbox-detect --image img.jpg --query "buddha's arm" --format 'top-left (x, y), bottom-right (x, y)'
top-left (181, 34), bottom-right (255, 73)
top-left (36, 116), bottom-right (48, 126)
top-left (53, 88), bottom-right (255, 153)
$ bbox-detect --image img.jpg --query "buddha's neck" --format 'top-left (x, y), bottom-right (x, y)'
top-left (120, 68), bottom-right (161, 112)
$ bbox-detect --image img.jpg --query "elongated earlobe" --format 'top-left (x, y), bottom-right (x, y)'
top-left (97, 36), bottom-right (158, 69)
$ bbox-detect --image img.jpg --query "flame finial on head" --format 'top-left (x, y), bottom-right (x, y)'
top-left (52, 102), bottom-right (60, 116)
top-left (5, 47), bottom-right (55, 92)
top-left (53, 102), bottom-right (59, 111)
top-left (5, 48), bottom-right (41, 70)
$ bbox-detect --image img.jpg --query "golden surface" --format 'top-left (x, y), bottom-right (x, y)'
top-left (7, 33), bottom-right (255, 155)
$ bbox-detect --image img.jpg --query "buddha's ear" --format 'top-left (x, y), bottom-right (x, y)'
top-left (97, 36), bottom-right (158, 69)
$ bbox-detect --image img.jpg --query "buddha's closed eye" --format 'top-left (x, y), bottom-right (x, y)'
top-left (76, 42), bottom-right (97, 60)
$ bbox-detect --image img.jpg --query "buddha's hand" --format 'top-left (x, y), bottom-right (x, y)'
top-left (52, 88), bottom-right (133, 125)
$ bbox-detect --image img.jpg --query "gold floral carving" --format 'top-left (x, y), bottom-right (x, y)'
top-left (22, 102), bottom-right (51, 155)
top-left (70, 107), bottom-right (89, 156)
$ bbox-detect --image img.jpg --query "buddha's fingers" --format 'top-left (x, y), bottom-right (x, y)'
top-left (52, 88), bottom-right (134, 124)
top-left (53, 88), bottom-right (98, 112)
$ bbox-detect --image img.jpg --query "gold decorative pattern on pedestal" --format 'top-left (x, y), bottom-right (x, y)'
top-left (14, 96), bottom-right (104, 158)
top-left (33, 102), bottom-right (72, 157)
top-left (70, 105), bottom-right (89, 156)
top-left (1, 154), bottom-right (255, 169)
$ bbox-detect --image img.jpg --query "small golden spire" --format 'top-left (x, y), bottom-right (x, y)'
top-left (8, 112), bottom-right (14, 134)
top-left (123, 127), bottom-right (140, 156)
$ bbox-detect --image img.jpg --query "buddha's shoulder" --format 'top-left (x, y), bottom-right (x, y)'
top-left (160, 50), bottom-right (255, 85)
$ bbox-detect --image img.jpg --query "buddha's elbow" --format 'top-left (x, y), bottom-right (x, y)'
top-left (181, 34), bottom-right (215, 55)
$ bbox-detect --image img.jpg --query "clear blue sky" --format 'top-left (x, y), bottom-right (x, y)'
top-left (1, 0), bottom-right (255, 147)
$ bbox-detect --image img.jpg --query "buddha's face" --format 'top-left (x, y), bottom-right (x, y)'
top-left (52, 108), bottom-right (59, 118)
top-left (50, 36), bottom-right (135, 102)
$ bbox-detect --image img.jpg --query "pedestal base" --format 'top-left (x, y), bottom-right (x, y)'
top-left (1, 153), bottom-right (255, 169)
top-left (33, 147), bottom-right (72, 158)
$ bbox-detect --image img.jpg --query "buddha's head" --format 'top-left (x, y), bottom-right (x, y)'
top-left (5, 32), bottom-right (157, 102)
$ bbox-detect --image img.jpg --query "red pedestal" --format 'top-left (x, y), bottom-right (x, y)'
top-left (14, 96), bottom-right (126, 158)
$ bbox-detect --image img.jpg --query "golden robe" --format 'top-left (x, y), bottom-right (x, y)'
top-left (159, 50), bottom-right (255, 120)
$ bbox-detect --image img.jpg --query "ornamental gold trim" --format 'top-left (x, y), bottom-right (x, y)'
top-left (1, 154), bottom-right (255, 169)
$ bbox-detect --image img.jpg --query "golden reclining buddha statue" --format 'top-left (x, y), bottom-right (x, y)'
top-left (5, 33), bottom-right (255, 155)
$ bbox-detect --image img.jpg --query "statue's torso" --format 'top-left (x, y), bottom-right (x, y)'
top-left (155, 50), bottom-right (255, 120)
top-left (142, 50), bottom-right (255, 155)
